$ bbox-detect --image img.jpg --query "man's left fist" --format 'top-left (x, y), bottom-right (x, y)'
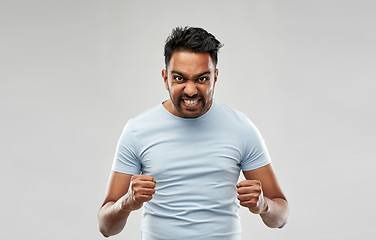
top-left (237, 180), bottom-right (268, 214)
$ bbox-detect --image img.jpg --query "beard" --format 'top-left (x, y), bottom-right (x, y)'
top-left (167, 88), bottom-right (214, 118)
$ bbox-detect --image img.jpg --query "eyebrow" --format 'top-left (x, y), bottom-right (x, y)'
top-left (171, 70), bottom-right (211, 78)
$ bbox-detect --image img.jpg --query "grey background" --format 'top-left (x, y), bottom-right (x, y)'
top-left (1, 0), bottom-right (375, 239)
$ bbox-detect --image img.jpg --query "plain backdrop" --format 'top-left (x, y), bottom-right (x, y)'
top-left (1, 0), bottom-right (375, 239)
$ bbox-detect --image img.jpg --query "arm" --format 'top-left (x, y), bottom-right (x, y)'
top-left (98, 171), bottom-right (156, 237)
top-left (237, 163), bottom-right (288, 228)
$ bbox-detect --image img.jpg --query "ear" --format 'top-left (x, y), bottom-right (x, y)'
top-left (214, 69), bottom-right (219, 86)
top-left (162, 69), bottom-right (169, 90)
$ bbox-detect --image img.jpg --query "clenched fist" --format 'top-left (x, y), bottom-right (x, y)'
top-left (237, 180), bottom-right (269, 214)
top-left (121, 175), bottom-right (156, 211)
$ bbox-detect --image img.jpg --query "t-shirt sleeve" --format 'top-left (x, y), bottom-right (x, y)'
top-left (240, 117), bottom-right (272, 171)
top-left (111, 120), bottom-right (142, 175)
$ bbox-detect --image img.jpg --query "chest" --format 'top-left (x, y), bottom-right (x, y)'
top-left (137, 127), bottom-right (243, 184)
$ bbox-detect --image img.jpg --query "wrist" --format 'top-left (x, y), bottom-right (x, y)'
top-left (118, 195), bottom-right (132, 213)
top-left (260, 197), bottom-right (271, 215)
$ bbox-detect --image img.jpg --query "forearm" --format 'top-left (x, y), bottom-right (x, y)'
top-left (98, 197), bottom-right (131, 237)
top-left (259, 197), bottom-right (288, 228)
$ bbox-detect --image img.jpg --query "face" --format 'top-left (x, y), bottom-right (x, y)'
top-left (162, 51), bottom-right (218, 118)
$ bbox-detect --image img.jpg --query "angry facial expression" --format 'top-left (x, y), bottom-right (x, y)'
top-left (162, 51), bottom-right (218, 118)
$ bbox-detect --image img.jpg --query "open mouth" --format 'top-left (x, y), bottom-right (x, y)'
top-left (183, 99), bottom-right (199, 106)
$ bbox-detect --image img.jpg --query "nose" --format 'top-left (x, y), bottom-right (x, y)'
top-left (184, 81), bottom-right (198, 97)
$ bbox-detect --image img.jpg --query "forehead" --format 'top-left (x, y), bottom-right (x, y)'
top-left (168, 51), bottom-right (214, 74)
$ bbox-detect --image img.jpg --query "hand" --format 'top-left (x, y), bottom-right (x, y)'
top-left (121, 175), bottom-right (156, 211)
top-left (237, 180), bottom-right (268, 214)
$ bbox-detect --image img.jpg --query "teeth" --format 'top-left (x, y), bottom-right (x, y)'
top-left (184, 99), bottom-right (199, 105)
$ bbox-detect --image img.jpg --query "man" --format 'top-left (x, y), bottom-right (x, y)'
top-left (98, 26), bottom-right (288, 239)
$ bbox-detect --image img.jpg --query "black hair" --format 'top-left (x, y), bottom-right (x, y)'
top-left (164, 26), bottom-right (223, 69)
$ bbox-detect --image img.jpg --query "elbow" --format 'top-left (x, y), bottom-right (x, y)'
top-left (277, 202), bottom-right (289, 228)
top-left (98, 206), bottom-right (114, 237)
top-left (98, 220), bottom-right (122, 238)
top-left (268, 213), bottom-right (288, 229)
top-left (277, 219), bottom-right (288, 229)
top-left (102, 233), bottom-right (110, 238)
top-left (273, 211), bottom-right (289, 229)
top-left (263, 218), bottom-right (288, 229)
top-left (261, 199), bottom-right (289, 229)
top-left (98, 215), bottom-right (114, 238)
top-left (99, 225), bottom-right (110, 238)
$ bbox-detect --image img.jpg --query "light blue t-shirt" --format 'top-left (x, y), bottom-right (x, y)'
top-left (112, 99), bottom-right (271, 240)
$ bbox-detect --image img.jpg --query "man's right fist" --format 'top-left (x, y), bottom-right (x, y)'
top-left (121, 175), bottom-right (156, 211)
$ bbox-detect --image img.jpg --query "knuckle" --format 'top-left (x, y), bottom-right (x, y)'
top-left (132, 175), bottom-right (140, 181)
top-left (140, 195), bottom-right (152, 202)
top-left (134, 194), bottom-right (141, 201)
top-left (249, 201), bottom-right (257, 207)
top-left (133, 188), bottom-right (141, 195)
top-left (134, 189), bottom-right (141, 195)
top-left (249, 195), bottom-right (259, 202)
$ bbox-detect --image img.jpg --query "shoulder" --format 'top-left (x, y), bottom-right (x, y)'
top-left (213, 100), bottom-right (261, 136)
top-left (126, 103), bottom-right (165, 126)
top-left (214, 100), bottom-right (252, 124)
top-left (122, 103), bottom-right (175, 139)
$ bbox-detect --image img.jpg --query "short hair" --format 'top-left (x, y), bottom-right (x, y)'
top-left (164, 26), bottom-right (223, 69)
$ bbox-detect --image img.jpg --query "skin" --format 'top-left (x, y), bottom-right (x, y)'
top-left (161, 51), bottom-right (218, 118)
top-left (98, 173), bottom-right (156, 237)
top-left (97, 51), bottom-right (288, 237)
top-left (238, 164), bottom-right (288, 228)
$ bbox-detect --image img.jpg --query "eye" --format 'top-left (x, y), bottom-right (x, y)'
top-left (198, 76), bottom-right (209, 82)
top-left (173, 76), bottom-right (184, 82)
